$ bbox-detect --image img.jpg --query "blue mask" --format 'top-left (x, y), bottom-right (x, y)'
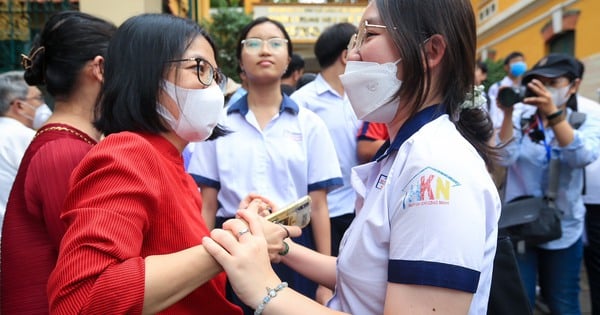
top-left (509, 61), bottom-right (527, 77)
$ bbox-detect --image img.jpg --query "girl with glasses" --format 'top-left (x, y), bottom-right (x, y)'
top-left (188, 17), bottom-right (342, 313)
top-left (46, 14), bottom-right (295, 314)
top-left (203, 1), bottom-right (501, 314)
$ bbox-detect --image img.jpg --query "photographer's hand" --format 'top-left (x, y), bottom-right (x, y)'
top-left (523, 79), bottom-right (558, 116)
top-left (524, 79), bottom-right (574, 146)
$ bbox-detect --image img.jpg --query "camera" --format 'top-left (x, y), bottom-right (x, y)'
top-left (497, 85), bottom-right (535, 107)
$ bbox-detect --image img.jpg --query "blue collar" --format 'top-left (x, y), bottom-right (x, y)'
top-left (227, 93), bottom-right (299, 116)
top-left (374, 104), bottom-right (446, 161)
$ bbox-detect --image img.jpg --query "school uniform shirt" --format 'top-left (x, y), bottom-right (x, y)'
top-left (578, 96), bottom-right (600, 205)
top-left (290, 74), bottom-right (360, 218)
top-left (499, 103), bottom-right (600, 250)
top-left (0, 117), bottom-right (34, 230)
top-left (328, 105), bottom-right (501, 315)
top-left (189, 94), bottom-right (343, 216)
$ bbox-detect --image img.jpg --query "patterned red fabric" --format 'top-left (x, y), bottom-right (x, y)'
top-left (47, 132), bottom-right (241, 315)
top-left (1, 123), bottom-right (97, 315)
top-left (356, 121), bottom-right (389, 141)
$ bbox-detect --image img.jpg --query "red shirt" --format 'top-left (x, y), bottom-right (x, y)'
top-left (47, 132), bottom-right (241, 315)
top-left (1, 123), bottom-right (97, 314)
top-left (356, 121), bottom-right (389, 141)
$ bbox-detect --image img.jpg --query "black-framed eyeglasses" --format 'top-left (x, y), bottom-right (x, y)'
top-left (167, 57), bottom-right (225, 88)
top-left (241, 38), bottom-right (288, 52)
top-left (347, 20), bottom-right (388, 52)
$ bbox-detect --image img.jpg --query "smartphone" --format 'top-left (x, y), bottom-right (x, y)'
top-left (265, 196), bottom-right (312, 228)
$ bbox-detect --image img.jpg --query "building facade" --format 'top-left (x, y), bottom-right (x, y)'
top-left (472, 0), bottom-right (600, 100)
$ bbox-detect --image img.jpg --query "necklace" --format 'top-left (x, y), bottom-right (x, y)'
top-left (35, 125), bottom-right (96, 145)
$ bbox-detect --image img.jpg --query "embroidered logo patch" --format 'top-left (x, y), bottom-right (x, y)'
top-left (376, 174), bottom-right (387, 189)
top-left (401, 167), bottom-right (460, 209)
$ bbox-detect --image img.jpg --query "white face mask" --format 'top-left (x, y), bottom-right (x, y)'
top-left (546, 84), bottom-right (571, 107)
top-left (32, 104), bottom-right (52, 129)
top-left (339, 59), bottom-right (402, 123)
top-left (158, 80), bottom-right (225, 142)
top-left (22, 102), bottom-right (52, 129)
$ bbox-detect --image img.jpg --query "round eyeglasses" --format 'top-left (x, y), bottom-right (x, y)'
top-left (241, 38), bottom-right (288, 52)
top-left (167, 57), bottom-right (225, 88)
top-left (347, 20), bottom-right (388, 52)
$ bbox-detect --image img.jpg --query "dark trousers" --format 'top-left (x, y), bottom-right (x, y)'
top-left (585, 204), bottom-right (600, 315)
top-left (330, 212), bottom-right (355, 257)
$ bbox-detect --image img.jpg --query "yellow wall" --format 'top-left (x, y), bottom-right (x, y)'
top-left (79, 0), bottom-right (162, 26)
top-left (473, 0), bottom-right (600, 100)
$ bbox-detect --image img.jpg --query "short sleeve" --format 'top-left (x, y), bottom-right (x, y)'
top-left (188, 139), bottom-right (220, 189)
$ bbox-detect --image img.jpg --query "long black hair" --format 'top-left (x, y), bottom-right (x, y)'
top-left (377, 0), bottom-right (497, 171)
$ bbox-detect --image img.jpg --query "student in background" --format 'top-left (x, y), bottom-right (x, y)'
top-left (188, 17), bottom-right (342, 313)
top-left (281, 53), bottom-right (305, 96)
top-left (290, 22), bottom-right (359, 259)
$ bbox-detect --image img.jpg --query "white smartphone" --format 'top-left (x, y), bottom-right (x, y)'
top-left (265, 196), bottom-right (311, 228)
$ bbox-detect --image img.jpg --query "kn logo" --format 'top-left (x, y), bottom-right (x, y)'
top-left (401, 167), bottom-right (460, 209)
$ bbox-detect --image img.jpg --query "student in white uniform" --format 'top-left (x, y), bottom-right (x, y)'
top-left (290, 22), bottom-right (360, 260)
top-left (202, 1), bottom-right (501, 314)
top-left (188, 17), bottom-right (342, 312)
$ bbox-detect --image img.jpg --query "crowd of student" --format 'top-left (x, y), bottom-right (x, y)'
top-left (0, 0), bottom-right (599, 314)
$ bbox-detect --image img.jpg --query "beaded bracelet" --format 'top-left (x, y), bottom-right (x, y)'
top-left (254, 282), bottom-right (288, 315)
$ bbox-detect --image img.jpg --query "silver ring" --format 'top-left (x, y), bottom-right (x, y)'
top-left (238, 227), bottom-right (250, 237)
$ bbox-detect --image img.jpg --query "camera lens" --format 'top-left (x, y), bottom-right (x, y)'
top-left (497, 87), bottom-right (523, 107)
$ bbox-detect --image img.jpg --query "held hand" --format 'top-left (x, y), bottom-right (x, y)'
top-left (523, 79), bottom-right (559, 115)
top-left (235, 210), bottom-right (302, 262)
top-left (203, 213), bottom-right (281, 307)
top-left (238, 193), bottom-right (278, 217)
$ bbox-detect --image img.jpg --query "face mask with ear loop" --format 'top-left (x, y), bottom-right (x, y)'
top-left (21, 102), bottom-right (53, 129)
top-left (339, 59), bottom-right (402, 123)
top-left (157, 80), bottom-right (225, 142)
top-left (546, 84), bottom-right (572, 108)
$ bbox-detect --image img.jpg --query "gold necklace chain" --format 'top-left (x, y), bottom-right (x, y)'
top-left (35, 126), bottom-right (95, 145)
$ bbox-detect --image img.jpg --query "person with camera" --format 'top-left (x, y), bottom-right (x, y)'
top-left (496, 53), bottom-right (600, 314)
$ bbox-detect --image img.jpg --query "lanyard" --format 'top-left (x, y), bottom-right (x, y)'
top-left (536, 113), bottom-right (552, 162)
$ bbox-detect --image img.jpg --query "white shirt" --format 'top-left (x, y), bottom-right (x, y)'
top-left (290, 74), bottom-right (360, 217)
top-left (328, 107), bottom-right (501, 315)
top-left (329, 107), bottom-right (500, 315)
top-left (578, 96), bottom-right (600, 204)
top-left (188, 94), bottom-right (342, 217)
top-left (0, 117), bottom-right (35, 229)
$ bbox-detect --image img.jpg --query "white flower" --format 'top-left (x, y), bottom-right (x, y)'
top-left (460, 85), bottom-right (487, 110)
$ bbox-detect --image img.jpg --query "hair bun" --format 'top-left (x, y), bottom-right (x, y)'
top-left (23, 46), bottom-right (46, 86)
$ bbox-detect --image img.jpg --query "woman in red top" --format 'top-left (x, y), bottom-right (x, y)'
top-left (1, 11), bottom-right (115, 314)
top-left (47, 14), bottom-right (296, 314)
